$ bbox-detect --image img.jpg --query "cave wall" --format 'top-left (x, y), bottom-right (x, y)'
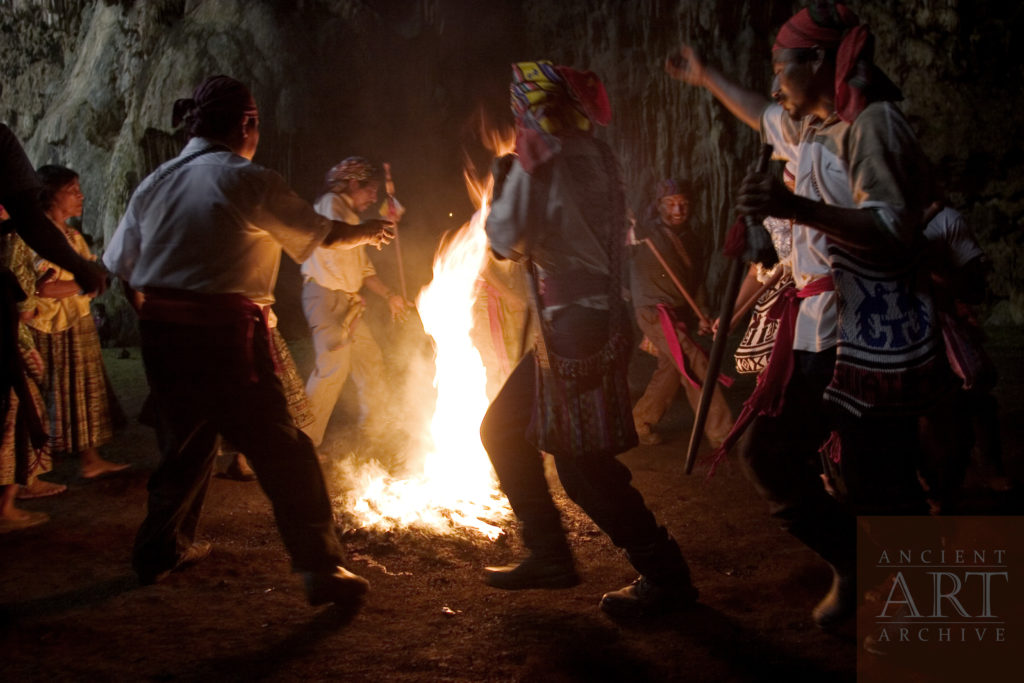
top-left (522, 0), bottom-right (1024, 320)
top-left (2, 0), bottom-right (1022, 337)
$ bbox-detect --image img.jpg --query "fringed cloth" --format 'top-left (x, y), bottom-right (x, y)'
top-left (707, 276), bottom-right (835, 472)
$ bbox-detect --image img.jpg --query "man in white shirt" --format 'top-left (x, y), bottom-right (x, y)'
top-left (104, 75), bottom-right (392, 610)
top-left (301, 157), bottom-right (410, 447)
top-left (665, 2), bottom-right (938, 628)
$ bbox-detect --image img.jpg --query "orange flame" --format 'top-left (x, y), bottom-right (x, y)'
top-left (333, 128), bottom-right (517, 539)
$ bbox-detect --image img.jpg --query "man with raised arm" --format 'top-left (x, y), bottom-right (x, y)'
top-left (104, 75), bottom-right (393, 611)
top-left (665, 1), bottom-right (941, 628)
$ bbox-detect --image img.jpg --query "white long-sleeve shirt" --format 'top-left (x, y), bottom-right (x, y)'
top-left (104, 137), bottom-right (331, 306)
top-left (299, 192), bottom-right (375, 292)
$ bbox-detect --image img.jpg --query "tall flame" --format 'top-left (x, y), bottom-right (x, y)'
top-left (333, 129), bottom-right (516, 539)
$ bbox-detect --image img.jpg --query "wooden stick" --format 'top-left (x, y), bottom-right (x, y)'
top-left (383, 162), bottom-right (408, 300)
top-left (728, 268), bottom-right (782, 333)
top-left (685, 142), bottom-right (773, 474)
top-left (641, 237), bottom-right (711, 329)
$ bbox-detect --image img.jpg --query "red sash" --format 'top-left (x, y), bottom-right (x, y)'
top-left (140, 288), bottom-right (273, 381)
top-left (707, 276), bottom-right (835, 470)
top-left (655, 304), bottom-right (733, 390)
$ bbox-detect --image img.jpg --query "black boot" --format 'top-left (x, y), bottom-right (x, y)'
top-left (484, 550), bottom-right (579, 590)
top-left (599, 575), bottom-right (698, 617)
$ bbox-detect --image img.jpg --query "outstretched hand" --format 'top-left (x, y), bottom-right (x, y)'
top-left (387, 294), bottom-right (412, 322)
top-left (361, 219), bottom-right (396, 250)
top-left (665, 44), bottom-right (707, 86)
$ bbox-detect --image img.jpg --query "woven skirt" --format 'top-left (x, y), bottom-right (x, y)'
top-left (32, 316), bottom-right (120, 454)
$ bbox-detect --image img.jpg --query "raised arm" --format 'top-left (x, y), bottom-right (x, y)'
top-left (665, 44), bottom-right (770, 131)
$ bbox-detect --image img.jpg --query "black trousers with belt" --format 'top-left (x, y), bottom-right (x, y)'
top-left (132, 315), bottom-right (345, 578)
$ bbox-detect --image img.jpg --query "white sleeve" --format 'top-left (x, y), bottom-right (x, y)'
top-left (103, 200), bottom-right (142, 284)
top-left (760, 104), bottom-right (801, 164)
top-left (485, 161), bottom-right (534, 261)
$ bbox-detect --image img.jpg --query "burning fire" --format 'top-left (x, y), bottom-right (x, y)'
top-left (334, 129), bottom-right (516, 539)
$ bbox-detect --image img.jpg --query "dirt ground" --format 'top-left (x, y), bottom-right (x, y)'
top-left (1, 327), bottom-right (1021, 682)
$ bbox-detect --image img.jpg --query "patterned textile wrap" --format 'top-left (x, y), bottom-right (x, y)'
top-left (708, 276), bottom-right (834, 469)
top-left (529, 321), bottom-right (637, 459)
top-left (825, 244), bottom-right (945, 416)
top-left (269, 328), bottom-right (315, 430)
top-left (525, 137), bottom-right (636, 459)
top-left (510, 61), bottom-right (611, 174)
top-left (938, 310), bottom-right (996, 393)
top-left (734, 272), bottom-right (794, 374)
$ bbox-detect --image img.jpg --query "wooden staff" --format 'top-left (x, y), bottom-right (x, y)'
top-left (383, 162), bottom-right (408, 300)
top-left (727, 268), bottom-right (783, 333)
top-left (641, 237), bottom-right (712, 330)
top-left (685, 143), bottom-right (773, 474)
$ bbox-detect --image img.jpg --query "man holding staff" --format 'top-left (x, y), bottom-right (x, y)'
top-left (630, 178), bottom-right (734, 447)
top-left (666, 1), bottom-right (939, 628)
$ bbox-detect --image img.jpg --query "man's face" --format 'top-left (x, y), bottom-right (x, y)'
top-left (658, 193), bottom-right (689, 229)
top-left (347, 179), bottom-right (380, 213)
top-left (237, 100), bottom-right (260, 160)
top-left (771, 48), bottom-right (818, 120)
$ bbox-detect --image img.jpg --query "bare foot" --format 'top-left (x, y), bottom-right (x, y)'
top-left (80, 458), bottom-right (131, 479)
top-left (0, 508), bottom-right (50, 533)
top-left (17, 479), bottom-right (68, 499)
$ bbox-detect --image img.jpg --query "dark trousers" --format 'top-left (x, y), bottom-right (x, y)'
top-left (480, 306), bottom-right (688, 584)
top-left (133, 318), bottom-right (345, 577)
top-left (738, 349), bottom-right (927, 574)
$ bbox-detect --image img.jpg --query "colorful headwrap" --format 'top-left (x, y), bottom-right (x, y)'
top-left (323, 156), bottom-right (378, 193)
top-left (510, 61), bottom-right (612, 174)
top-left (172, 75), bottom-right (258, 135)
top-left (642, 178), bottom-right (692, 225)
top-left (655, 178), bottom-right (691, 202)
top-left (773, 1), bottom-right (900, 122)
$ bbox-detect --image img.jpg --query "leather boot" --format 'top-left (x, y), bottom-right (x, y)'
top-left (812, 566), bottom-right (857, 629)
top-left (599, 575), bottom-right (698, 617)
top-left (484, 550), bottom-right (579, 590)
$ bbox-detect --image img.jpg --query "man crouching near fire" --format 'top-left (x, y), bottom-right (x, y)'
top-left (103, 75), bottom-right (393, 611)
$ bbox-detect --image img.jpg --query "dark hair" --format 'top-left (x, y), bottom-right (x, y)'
top-left (37, 164), bottom-right (79, 211)
top-left (172, 75), bottom-right (255, 140)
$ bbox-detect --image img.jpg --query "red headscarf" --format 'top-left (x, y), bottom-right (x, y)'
top-left (773, 2), bottom-right (899, 122)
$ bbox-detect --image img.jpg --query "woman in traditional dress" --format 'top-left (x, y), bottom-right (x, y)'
top-left (30, 166), bottom-right (127, 478)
